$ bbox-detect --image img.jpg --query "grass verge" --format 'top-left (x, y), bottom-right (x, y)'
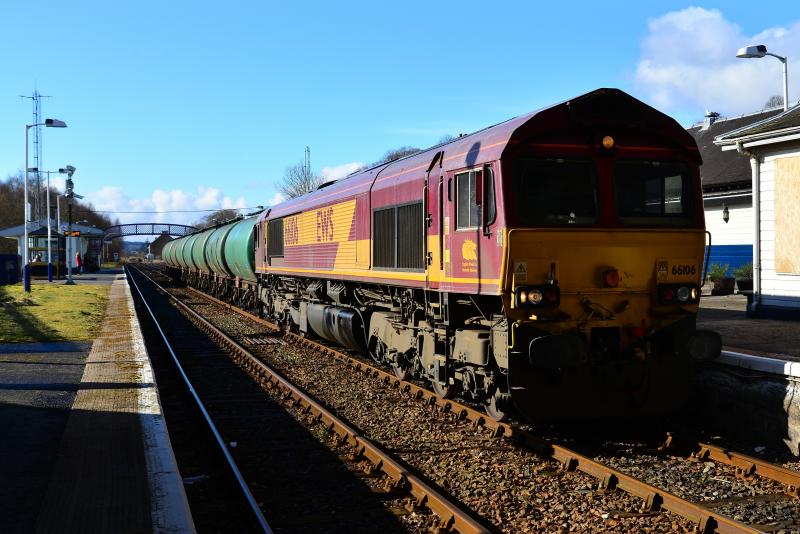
top-left (0, 284), bottom-right (110, 343)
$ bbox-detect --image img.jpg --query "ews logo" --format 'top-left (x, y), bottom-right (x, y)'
top-left (316, 208), bottom-right (334, 242)
top-left (284, 217), bottom-right (299, 246)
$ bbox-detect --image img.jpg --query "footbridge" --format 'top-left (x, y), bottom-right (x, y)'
top-left (103, 223), bottom-right (197, 240)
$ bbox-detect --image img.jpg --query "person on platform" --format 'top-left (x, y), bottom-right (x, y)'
top-left (75, 251), bottom-right (83, 274)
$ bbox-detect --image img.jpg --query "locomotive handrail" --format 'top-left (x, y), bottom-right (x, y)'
top-left (702, 230), bottom-right (713, 285)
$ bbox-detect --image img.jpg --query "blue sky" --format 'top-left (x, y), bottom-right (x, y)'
top-left (1, 1), bottom-right (798, 225)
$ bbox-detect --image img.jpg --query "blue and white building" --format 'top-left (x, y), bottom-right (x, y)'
top-left (688, 108), bottom-right (782, 275)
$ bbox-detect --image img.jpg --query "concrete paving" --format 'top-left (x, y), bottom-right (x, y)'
top-left (0, 343), bottom-right (90, 533)
top-left (698, 294), bottom-right (800, 360)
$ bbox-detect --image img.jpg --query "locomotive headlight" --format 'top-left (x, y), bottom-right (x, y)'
top-left (676, 286), bottom-right (691, 303)
top-left (527, 289), bottom-right (543, 304)
top-left (658, 283), bottom-right (699, 305)
top-left (602, 135), bottom-right (615, 149)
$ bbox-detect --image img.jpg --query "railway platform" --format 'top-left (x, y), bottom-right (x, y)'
top-left (696, 294), bottom-right (800, 456)
top-left (0, 274), bottom-right (194, 533)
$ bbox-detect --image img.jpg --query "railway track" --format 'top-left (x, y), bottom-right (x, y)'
top-left (127, 265), bottom-right (488, 533)
top-left (132, 263), bottom-right (800, 533)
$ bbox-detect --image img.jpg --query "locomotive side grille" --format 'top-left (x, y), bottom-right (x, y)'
top-left (373, 208), bottom-right (396, 268)
top-left (373, 202), bottom-right (423, 270)
top-left (398, 202), bottom-right (424, 270)
top-left (267, 218), bottom-right (284, 258)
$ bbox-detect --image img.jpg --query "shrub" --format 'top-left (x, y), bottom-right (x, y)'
top-left (707, 263), bottom-right (730, 281)
top-left (733, 262), bottom-right (753, 279)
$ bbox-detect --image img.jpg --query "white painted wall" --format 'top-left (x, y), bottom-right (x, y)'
top-left (758, 147), bottom-right (800, 309)
top-left (704, 204), bottom-right (753, 246)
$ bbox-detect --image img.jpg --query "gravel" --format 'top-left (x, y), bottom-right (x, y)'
top-left (159, 274), bottom-right (800, 533)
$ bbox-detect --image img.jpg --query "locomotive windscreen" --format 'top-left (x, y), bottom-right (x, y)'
top-left (615, 160), bottom-right (695, 226)
top-left (512, 158), bottom-right (599, 226)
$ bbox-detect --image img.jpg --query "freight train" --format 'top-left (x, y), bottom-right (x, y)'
top-left (163, 88), bottom-right (721, 422)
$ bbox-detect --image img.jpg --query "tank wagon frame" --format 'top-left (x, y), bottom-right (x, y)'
top-left (165, 88), bottom-right (721, 422)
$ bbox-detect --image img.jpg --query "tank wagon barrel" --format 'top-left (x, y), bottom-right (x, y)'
top-left (164, 215), bottom-right (261, 307)
top-left (164, 88), bottom-right (721, 423)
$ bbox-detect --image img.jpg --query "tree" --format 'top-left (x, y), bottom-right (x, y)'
top-left (372, 146), bottom-right (422, 166)
top-left (765, 95), bottom-right (784, 109)
top-left (194, 208), bottom-right (240, 229)
top-left (438, 134), bottom-right (457, 144)
top-left (279, 161), bottom-right (323, 198)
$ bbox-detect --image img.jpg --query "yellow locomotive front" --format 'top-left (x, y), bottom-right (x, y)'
top-left (500, 142), bottom-right (721, 422)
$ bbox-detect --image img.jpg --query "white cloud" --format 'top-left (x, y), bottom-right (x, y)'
top-left (320, 161), bottom-right (365, 181)
top-left (635, 8), bottom-right (800, 116)
top-left (86, 185), bottom-right (247, 226)
top-left (266, 191), bottom-right (286, 207)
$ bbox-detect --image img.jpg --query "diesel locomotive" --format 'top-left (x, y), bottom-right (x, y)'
top-left (163, 88), bottom-right (721, 422)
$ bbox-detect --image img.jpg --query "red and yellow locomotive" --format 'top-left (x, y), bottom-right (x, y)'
top-left (252, 89), bottom-right (720, 421)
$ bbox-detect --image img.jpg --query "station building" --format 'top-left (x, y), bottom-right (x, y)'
top-left (714, 105), bottom-right (800, 318)
top-left (688, 108), bottom-right (782, 273)
top-left (0, 220), bottom-right (105, 276)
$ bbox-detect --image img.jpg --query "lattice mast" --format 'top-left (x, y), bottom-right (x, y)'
top-left (20, 90), bottom-right (52, 223)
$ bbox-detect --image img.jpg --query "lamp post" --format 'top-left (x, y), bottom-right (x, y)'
top-left (737, 45), bottom-right (789, 112)
top-left (24, 118), bottom-right (67, 292)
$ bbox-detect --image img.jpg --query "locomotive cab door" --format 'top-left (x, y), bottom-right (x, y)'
top-left (448, 167), bottom-right (484, 293)
top-left (424, 151), bottom-right (444, 291)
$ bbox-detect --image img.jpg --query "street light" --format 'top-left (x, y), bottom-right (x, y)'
top-left (27, 167), bottom-right (70, 282)
top-left (737, 44), bottom-right (789, 112)
top-left (24, 118), bottom-right (67, 292)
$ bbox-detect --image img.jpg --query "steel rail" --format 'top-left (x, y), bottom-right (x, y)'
top-left (143, 265), bottom-right (765, 533)
top-left (126, 267), bottom-right (274, 534)
top-left (131, 265), bottom-right (489, 534)
top-left (661, 433), bottom-right (800, 498)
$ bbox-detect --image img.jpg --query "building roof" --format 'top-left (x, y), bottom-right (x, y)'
top-left (688, 108), bottom-right (782, 192)
top-left (0, 220), bottom-right (105, 239)
top-left (715, 105), bottom-right (800, 145)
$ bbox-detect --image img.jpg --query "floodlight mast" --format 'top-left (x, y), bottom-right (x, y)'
top-left (737, 45), bottom-right (789, 112)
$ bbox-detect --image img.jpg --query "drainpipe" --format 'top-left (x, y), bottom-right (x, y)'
top-left (737, 141), bottom-right (760, 314)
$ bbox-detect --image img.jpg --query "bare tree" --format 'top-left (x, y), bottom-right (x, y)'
top-left (194, 208), bottom-right (240, 229)
top-left (765, 95), bottom-right (784, 109)
top-left (373, 146), bottom-right (422, 166)
top-left (279, 162), bottom-right (323, 198)
top-left (438, 134), bottom-right (457, 144)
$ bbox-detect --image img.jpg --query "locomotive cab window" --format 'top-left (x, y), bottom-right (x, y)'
top-left (512, 158), bottom-right (598, 226)
top-left (615, 160), bottom-right (694, 226)
top-left (456, 170), bottom-right (482, 230)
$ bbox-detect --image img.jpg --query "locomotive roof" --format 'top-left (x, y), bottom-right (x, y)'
top-left (262, 88), bottom-right (697, 222)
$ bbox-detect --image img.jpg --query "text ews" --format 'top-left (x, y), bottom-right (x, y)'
top-left (316, 208), bottom-right (334, 242)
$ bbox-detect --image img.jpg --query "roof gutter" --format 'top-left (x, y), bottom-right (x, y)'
top-left (717, 127), bottom-right (800, 150)
top-left (736, 141), bottom-right (761, 315)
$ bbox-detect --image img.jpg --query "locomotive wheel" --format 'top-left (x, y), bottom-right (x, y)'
top-left (430, 377), bottom-right (455, 399)
top-left (485, 390), bottom-right (512, 422)
top-left (391, 362), bottom-right (411, 381)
